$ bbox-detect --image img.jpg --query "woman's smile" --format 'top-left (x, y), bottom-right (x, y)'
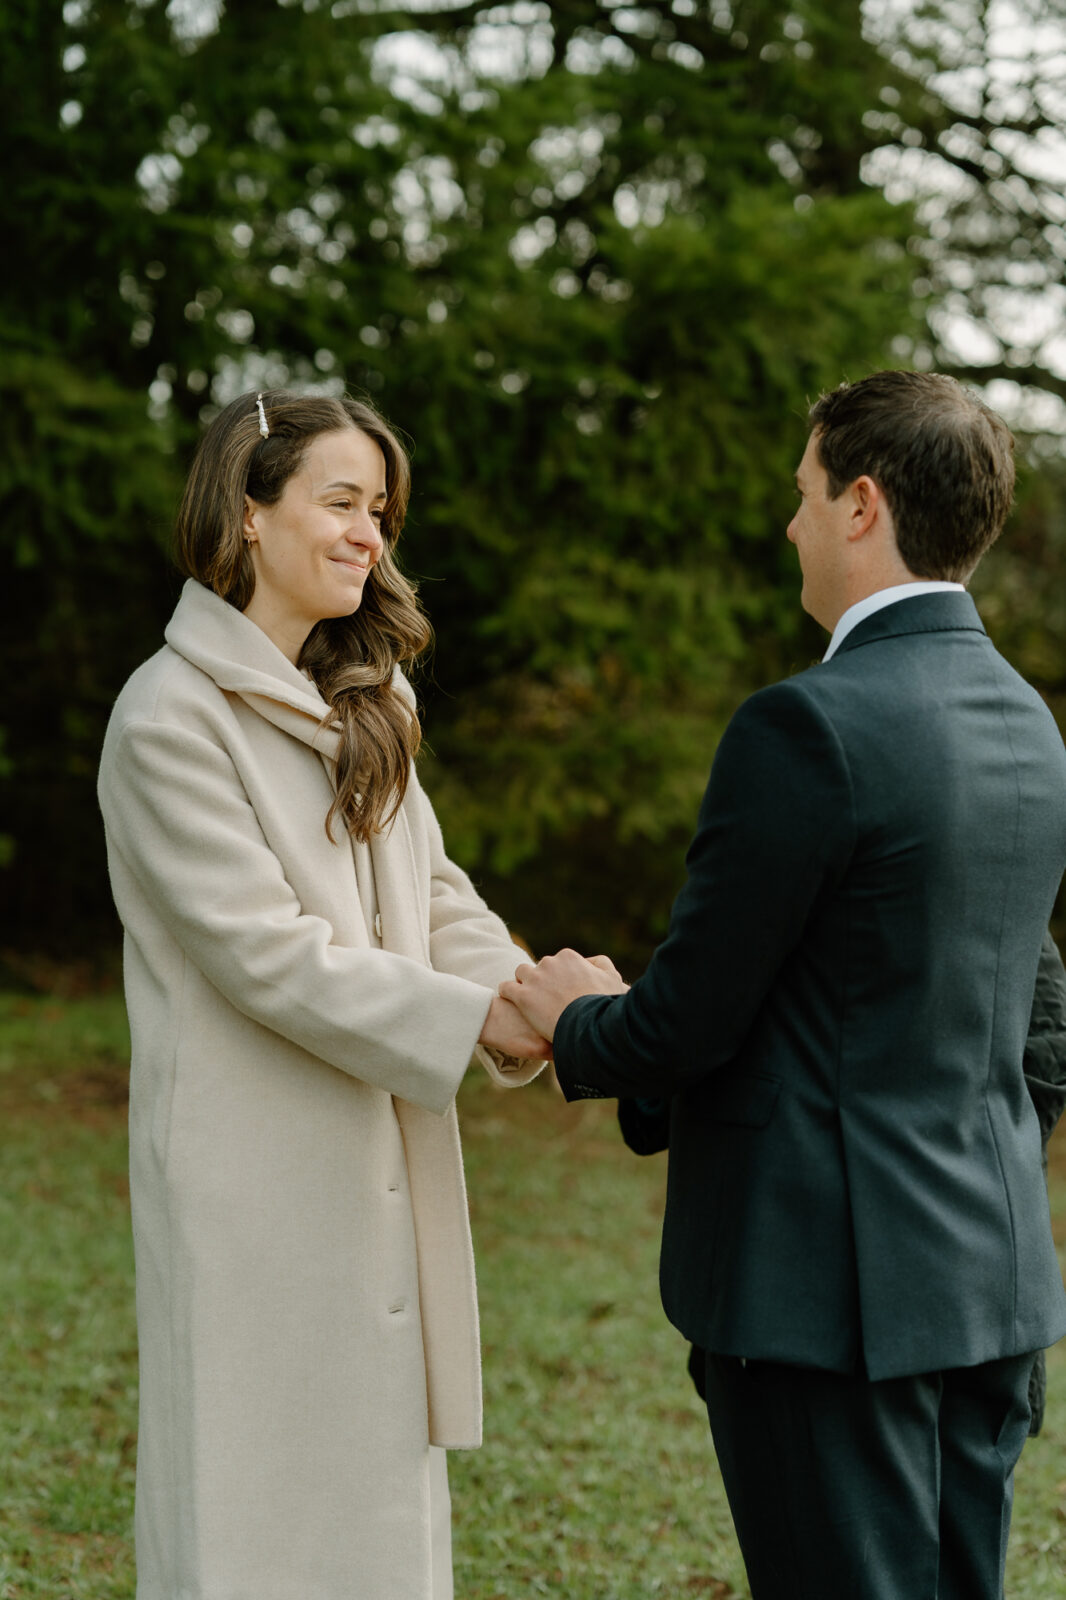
top-left (242, 427), bottom-right (387, 661)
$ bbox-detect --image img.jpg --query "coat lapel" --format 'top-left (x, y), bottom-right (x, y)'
top-left (370, 807), bottom-right (431, 965)
top-left (372, 802), bottom-right (482, 1442)
top-left (394, 1101), bottom-right (482, 1445)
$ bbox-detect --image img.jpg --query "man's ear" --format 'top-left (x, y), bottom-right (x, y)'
top-left (845, 475), bottom-right (880, 543)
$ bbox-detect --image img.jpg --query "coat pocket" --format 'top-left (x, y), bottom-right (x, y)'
top-left (707, 1071), bottom-right (781, 1128)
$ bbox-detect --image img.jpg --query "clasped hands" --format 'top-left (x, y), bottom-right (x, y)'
top-left (479, 949), bottom-right (629, 1059)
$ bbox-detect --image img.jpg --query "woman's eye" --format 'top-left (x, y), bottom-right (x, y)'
top-left (332, 500), bottom-right (352, 510)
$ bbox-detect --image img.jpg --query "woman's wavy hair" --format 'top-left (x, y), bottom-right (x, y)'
top-left (175, 389), bottom-right (432, 842)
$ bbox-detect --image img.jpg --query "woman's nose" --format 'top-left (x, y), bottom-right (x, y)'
top-left (351, 511), bottom-right (384, 556)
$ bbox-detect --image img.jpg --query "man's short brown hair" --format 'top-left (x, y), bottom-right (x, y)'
top-left (808, 371), bottom-right (1015, 581)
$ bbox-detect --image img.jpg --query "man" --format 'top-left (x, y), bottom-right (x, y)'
top-left (502, 371), bottom-right (1066, 1599)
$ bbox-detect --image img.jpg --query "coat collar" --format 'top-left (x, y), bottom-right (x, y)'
top-left (165, 579), bottom-right (342, 757)
top-left (164, 583), bottom-right (418, 878)
top-left (831, 589), bottom-right (987, 659)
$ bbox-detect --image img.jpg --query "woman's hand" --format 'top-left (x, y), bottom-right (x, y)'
top-left (479, 995), bottom-right (553, 1061)
top-left (499, 949), bottom-right (629, 1042)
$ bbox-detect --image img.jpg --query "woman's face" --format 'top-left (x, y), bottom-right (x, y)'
top-left (242, 427), bottom-right (387, 663)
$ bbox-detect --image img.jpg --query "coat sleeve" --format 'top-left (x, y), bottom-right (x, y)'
top-left (100, 717), bottom-right (501, 1115)
top-left (554, 680), bottom-right (855, 1102)
top-left (1023, 927), bottom-right (1066, 1149)
top-left (407, 767), bottom-right (546, 1086)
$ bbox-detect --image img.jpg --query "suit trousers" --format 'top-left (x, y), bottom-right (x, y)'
top-left (701, 1349), bottom-right (1035, 1600)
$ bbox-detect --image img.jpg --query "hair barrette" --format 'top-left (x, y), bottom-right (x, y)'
top-left (255, 393), bottom-right (269, 439)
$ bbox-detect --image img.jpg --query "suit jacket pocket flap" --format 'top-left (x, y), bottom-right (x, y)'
top-left (708, 1072), bottom-right (781, 1128)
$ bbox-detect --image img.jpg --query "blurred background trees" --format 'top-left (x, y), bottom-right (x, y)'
top-left (3, 0), bottom-right (1066, 970)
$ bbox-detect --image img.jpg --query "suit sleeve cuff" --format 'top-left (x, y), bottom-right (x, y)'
top-left (553, 994), bottom-right (615, 1102)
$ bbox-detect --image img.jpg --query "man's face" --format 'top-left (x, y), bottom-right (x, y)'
top-left (786, 431), bottom-right (850, 631)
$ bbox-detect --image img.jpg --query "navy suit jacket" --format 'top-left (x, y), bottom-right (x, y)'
top-left (554, 592), bottom-right (1066, 1379)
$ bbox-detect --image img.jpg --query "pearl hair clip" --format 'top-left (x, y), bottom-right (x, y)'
top-left (255, 392), bottom-right (269, 438)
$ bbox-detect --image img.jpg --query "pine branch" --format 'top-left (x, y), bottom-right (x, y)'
top-left (939, 361), bottom-right (1066, 407)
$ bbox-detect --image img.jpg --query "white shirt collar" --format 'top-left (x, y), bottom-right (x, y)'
top-left (822, 581), bottom-right (965, 662)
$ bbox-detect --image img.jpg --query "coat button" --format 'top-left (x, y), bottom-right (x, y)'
top-left (374, 913), bottom-right (383, 939)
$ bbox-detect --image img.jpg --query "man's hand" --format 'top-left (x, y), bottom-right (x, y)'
top-left (500, 950), bottom-right (629, 1042)
top-left (478, 994), bottom-right (553, 1060)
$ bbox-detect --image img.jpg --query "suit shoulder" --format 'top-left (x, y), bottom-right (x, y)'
top-left (727, 666), bottom-right (842, 739)
top-left (987, 645), bottom-right (1066, 732)
top-left (714, 671), bottom-right (853, 800)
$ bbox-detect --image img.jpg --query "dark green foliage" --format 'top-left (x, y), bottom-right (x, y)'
top-left (973, 456), bottom-right (1066, 722)
top-left (3, 0), bottom-right (1062, 966)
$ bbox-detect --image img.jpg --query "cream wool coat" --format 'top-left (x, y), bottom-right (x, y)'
top-left (97, 580), bottom-right (542, 1600)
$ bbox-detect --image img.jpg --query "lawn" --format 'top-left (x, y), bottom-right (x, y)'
top-left (1, 990), bottom-right (1064, 1599)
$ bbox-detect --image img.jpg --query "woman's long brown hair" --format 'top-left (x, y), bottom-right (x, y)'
top-left (175, 390), bottom-right (432, 842)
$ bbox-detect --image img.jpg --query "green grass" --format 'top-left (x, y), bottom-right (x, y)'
top-left (0, 994), bottom-right (136, 1600)
top-left (1, 991), bottom-right (1064, 1598)
top-left (452, 1076), bottom-right (744, 1599)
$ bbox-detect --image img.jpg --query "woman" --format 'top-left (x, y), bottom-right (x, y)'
top-left (97, 390), bottom-right (547, 1600)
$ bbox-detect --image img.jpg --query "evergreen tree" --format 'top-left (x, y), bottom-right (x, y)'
top-left (2, 0), bottom-right (1062, 964)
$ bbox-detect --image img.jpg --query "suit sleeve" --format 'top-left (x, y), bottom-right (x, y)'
top-left (617, 1098), bottom-right (671, 1156)
top-left (1023, 926), bottom-right (1066, 1149)
top-left (554, 680), bottom-right (855, 1101)
top-left (101, 718), bottom-right (502, 1115)
top-left (1021, 927), bottom-right (1064, 1441)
